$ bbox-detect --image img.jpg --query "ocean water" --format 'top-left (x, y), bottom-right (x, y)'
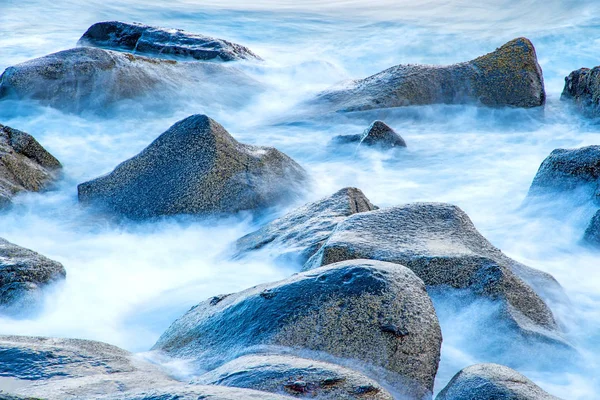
top-left (1, 0), bottom-right (600, 397)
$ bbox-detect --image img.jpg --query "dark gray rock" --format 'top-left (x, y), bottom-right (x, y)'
top-left (331, 121), bottom-right (406, 149)
top-left (561, 67), bottom-right (600, 116)
top-left (78, 114), bottom-right (307, 219)
top-left (78, 21), bottom-right (261, 62)
top-left (527, 146), bottom-right (600, 204)
top-left (195, 354), bottom-right (393, 399)
top-left (233, 187), bottom-right (377, 264)
top-left (0, 47), bottom-right (258, 113)
top-left (152, 259), bottom-right (442, 399)
top-left (304, 203), bottom-right (567, 346)
top-left (0, 239), bottom-right (65, 313)
top-left (0, 335), bottom-right (290, 400)
top-left (584, 209), bottom-right (600, 246)
top-left (436, 363), bottom-right (561, 400)
top-left (316, 38), bottom-right (545, 112)
top-left (0, 124), bottom-right (61, 207)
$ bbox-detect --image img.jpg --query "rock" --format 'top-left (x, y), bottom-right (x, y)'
top-left (195, 354), bottom-right (393, 399)
top-left (316, 38), bottom-right (545, 112)
top-left (0, 47), bottom-right (257, 113)
top-left (330, 121), bottom-right (407, 149)
top-left (527, 146), bottom-right (600, 204)
top-left (78, 114), bottom-right (307, 219)
top-left (561, 67), bottom-right (600, 116)
top-left (0, 124), bottom-right (61, 207)
top-left (304, 203), bottom-right (567, 345)
top-left (153, 259), bottom-right (442, 399)
top-left (436, 363), bottom-right (560, 400)
top-left (584, 210), bottom-right (600, 246)
top-left (233, 187), bottom-right (377, 264)
top-left (78, 21), bottom-right (261, 62)
top-left (0, 238), bottom-right (66, 313)
top-left (0, 335), bottom-right (291, 400)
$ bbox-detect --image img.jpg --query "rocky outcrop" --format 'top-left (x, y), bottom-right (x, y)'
top-left (527, 146), bottom-right (600, 204)
top-left (330, 121), bottom-right (406, 149)
top-left (0, 47), bottom-right (257, 112)
top-left (0, 335), bottom-right (290, 400)
top-left (78, 115), bottom-right (307, 219)
top-left (233, 187), bottom-right (377, 264)
top-left (316, 38), bottom-right (545, 112)
top-left (0, 124), bottom-right (61, 207)
top-left (78, 21), bottom-right (261, 62)
top-left (153, 259), bottom-right (442, 399)
top-left (436, 363), bottom-right (561, 400)
top-left (304, 203), bottom-right (567, 345)
top-left (584, 210), bottom-right (600, 246)
top-left (561, 67), bottom-right (600, 116)
top-left (195, 354), bottom-right (393, 399)
top-left (0, 239), bottom-right (65, 313)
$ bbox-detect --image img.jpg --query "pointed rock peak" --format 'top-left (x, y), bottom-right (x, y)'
top-left (361, 120), bottom-right (407, 148)
top-left (333, 187), bottom-right (379, 213)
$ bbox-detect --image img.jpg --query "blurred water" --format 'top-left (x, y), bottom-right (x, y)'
top-left (1, 0), bottom-right (600, 397)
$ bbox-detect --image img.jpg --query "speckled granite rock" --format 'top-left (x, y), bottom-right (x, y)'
top-left (233, 187), bottom-right (377, 264)
top-left (331, 121), bottom-right (406, 149)
top-left (304, 203), bottom-right (567, 346)
top-left (584, 209), bottom-right (600, 246)
top-left (78, 114), bottom-right (307, 219)
top-left (153, 259), bottom-right (442, 400)
top-left (561, 67), bottom-right (600, 117)
top-left (0, 239), bottom-right (65, 313)
top-left (195, 354), bottom-right (393, 399)
top-left (316, 38), bottom-right (545, 112)
top-left (436, 363), bottom-right (561, 400)
top-left (78, 21), bottom-right (261, 62)
top-left (0, 124), bottom-right (61, 207)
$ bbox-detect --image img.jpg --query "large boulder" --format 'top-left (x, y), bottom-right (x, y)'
top-left (436, 363), bottom-right (560, 400)
top-left (153, 259), bottom-right (442, 399)
top-left (527, 146), bottom-right (600, 204)
top-left (233, 187), bottom-right (377, 264)
top-left (0, 47), bottom-right (257, 112)
top-left (330, 121), bottom-right (407, 149)
top-left (304, 203), bottom-right (567, 345)
top-left (0, 124), bottom-right (61, 207)
top-left (78, 21), bottom-right (261, 62)
top-left (195, 354), bottom-right (393, 400)
top-left (561, 67), bottom-right (600, 116)
top-left (78, 114), bottom-right (307, 219)
top-left (316, 38), bottom-right (545, 112)
top-left (0, 238), bottom-right (65, 313)
top-left (0, 335), bottom-right (290, 400)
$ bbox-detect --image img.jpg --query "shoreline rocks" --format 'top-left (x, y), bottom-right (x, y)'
top-left (78, 21), bottom-right (261, 62)
top-left (330, 121), bottom-right (406, 149)
top-left (78, 114), bottom-right (308, 219)
top-left (561, 67), bottom-right (600, 117)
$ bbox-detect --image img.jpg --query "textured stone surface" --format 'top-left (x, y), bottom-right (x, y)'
top-left (0, 239), bottom-right (65, 313)
top-left (436, 363), bottom-right (561, 400)
top-left (195, 354), bottom-right (393, 399)
top-left (233, 187), bottom-right (377, 264)
top-left (78, 21), bottom-right (261, 62)
top-left (331, 121), bottom-right (406, 149)
top-left (304, 203), bottom-right (566, 345)
top-left (316, 38), bottom-right (545, 112)
top-left (584, 209), bottom-right (600, 246)
top-left (0, 124), bottom-right (61, 207)
top-left (78, 114), bottom-right (307, 219)
top-left (561, 67), bottom-right (600, 116)
top-left (0, 47), bottom-right (257, 112)
top-left (153, 259), bottom-right (442, 399)
top-left (527, 146), bottom-right (600, 204)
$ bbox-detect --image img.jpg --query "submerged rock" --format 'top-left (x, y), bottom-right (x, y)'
top-left (330, 121), bottom-right (406, 149)
top-left (196, 354), bottom-right (393, 400)
top-left (0, 124), bottom-right (61, 207)
top-left (316, 38), bottom-right (545, 112)
top-left (561, 67), bottom-right (600, 116)
top-left (78, 115), bottom-right (307, 219)
top-left (304, 203), bottom-right (567, 346)
top-left (233, 187), bottom-right (377, 264)
top-left (153, 259), bottom-right (442, 399)
top-left (584, 210), bottom-right (600, 246)
top-left (527, 146), bottom-right (600, 204)
top-left (436, 363), bottom-right (560, 400)
top-left (0, 335), bottom-right (290, 400)
top-left (78, 21), bottom-right (261, 62)
top-left (0, 238), bottom-right (65, 313)
top-left (0, 47), bottom-right (258, 112)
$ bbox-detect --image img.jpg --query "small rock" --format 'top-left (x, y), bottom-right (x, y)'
top-left (331, 121), bottom-right (406, 149)
top-left (561, 67), bottom-right (600, 116)
top-left (584, 209), bottom-right (600, 246)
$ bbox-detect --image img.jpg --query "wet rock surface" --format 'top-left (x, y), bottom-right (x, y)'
top-left (561, 67), bottom-right (600, 117)
top-left (584, 209), bottom-right (600, 246)
top-left (331, 121), bottom-right (406, 149)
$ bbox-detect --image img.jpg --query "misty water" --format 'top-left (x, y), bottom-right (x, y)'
top-left (1, 0), bottom-right (600, 398)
